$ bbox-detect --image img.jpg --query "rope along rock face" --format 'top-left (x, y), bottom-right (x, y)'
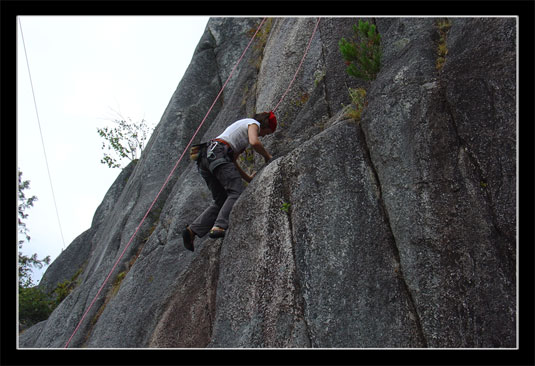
top-left (63, 17), bottom-right (323, 348)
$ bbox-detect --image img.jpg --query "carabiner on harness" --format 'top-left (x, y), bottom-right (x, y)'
top-left (207, 140), bottom-right (218, 161)
top-left (206, 140), bottom-right (231, 173)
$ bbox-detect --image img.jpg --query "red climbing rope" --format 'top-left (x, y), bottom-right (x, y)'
top-left (273, 17), bottom-right (321, 113)
top-left (64, 17), bottom-right (320, 348)
top-left (63, 17), bottom-right (267, 348)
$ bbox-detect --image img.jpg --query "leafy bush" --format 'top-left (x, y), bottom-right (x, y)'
top-left (18, 169), bottom-right (50, 288)
top-left (53, 281), bottom-right (75, 305)
top-left (19, 286), bottom-right (53, 328)
top-left (97, 117), bottom-right (152, 169)
top-left (339, 20), bottom-right (382, 81)
top-left (51, 267), bottom-right (83, 306)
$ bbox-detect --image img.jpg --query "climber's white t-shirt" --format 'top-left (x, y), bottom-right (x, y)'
top-left (216, 118), bottom-right (260, 153)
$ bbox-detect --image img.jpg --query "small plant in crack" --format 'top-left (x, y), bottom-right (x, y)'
top-left (281, 202), bottom-right (291, 213)
top-left (345, 87), bottom-right (367, 122)
top-left (314, 68), bottom-right (326, 87)
top-left (435, 18), bottom-right (452, 71)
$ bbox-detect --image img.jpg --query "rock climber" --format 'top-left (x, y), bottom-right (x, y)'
top-left (182, 111), bottom-right (277, 251)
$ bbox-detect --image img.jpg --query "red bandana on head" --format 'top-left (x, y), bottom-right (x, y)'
top-left (268, 111), bottom-right (277, 132)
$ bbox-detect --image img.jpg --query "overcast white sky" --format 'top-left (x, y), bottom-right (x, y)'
top-left (17, 16), bottom-right (210, 284)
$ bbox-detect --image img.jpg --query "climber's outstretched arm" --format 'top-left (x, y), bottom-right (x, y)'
top-left (248, 124), bottom-right (272, 163)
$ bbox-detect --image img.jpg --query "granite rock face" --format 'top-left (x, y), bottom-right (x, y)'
top-left (361, 18), bottom-right (516, 347)
top-left (19, 17), bottom-right (516, 348)
top-left (210, 120), bottom-right (426, 348)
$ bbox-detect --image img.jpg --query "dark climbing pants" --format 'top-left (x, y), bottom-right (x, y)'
top-left (189, 143), bottom-right (244, 237)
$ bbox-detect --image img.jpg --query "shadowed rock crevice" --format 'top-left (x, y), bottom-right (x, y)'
top-left (355, 121), bottom-right (429, 347)
top-left (278, 160), bottom-right (314, 348)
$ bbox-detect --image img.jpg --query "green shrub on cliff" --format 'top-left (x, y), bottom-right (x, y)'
top-left (19, 286), bottom-right (53, 328)
top-left (339, 20), bottom-right (382, 81)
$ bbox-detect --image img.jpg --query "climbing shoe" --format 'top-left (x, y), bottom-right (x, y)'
top-left (209, 227), bottom-right (226, 239)
top-left (182, 226), bottom-right (195, 252)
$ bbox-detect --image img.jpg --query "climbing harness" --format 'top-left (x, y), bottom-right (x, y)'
top-left (206, 139), bottom-right (233, 173)
top-left (191, 139), bottom-right (233, 173)
top-left (64, 16), bottom-right (320, 348)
